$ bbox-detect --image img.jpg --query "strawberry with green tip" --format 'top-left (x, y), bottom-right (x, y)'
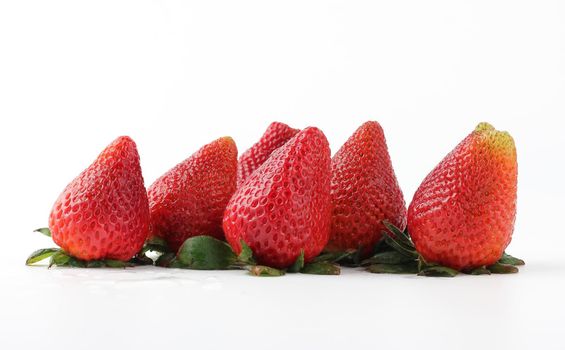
top-left (148, 137), bottom-right (238, 252)
top-left (407, 122), bottom-right (518, 271)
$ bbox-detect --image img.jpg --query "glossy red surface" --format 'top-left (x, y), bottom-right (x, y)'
top-left (224, 127), bottom-right (331, 268)
top-left (50, 136), bottom-right (150, 261)
top-left (237, 122), bottom-right (299, 187)
top-left (148, 137), bottom-right (237, 251)
top-left (327, 121), bottom-right (407, 256)
top-left (408, 123), bottom-right (518, 270)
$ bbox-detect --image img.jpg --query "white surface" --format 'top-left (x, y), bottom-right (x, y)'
top-left (1, 1), bottom-right (565, 349)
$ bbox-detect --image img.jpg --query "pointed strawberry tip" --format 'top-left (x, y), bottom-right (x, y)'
top-left (360, 120), bottom-right (384, 132)
top-left (475, 122), bottom-right (495, 133)
top-left (301, 126), bottom-right (325, 136)
top-left (267, 121), bottom-right (295, 129)
top-left (473, 123), bottom-right (516, 155)
top-left (109, 136), bottom-right (139, 155)
top-left (219, 136), bottom-right (236, 145)
top-left (217, 136), bottom-right (238, 155)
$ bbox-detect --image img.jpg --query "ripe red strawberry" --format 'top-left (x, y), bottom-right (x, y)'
top-left (223, 127), bottom-right (331, 269)
top-left (237, 122), bottom-right (299, 187)
top-left (148, 137), bottom-right (237, 251)
top-left (326, 121), bottom-right (406, 256)
top-left (408, 123), bottom-right (518, 270)
top-left (49, 136), bottom-right (150, 261)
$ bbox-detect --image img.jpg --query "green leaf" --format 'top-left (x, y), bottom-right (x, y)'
top-left (26, 248), bottom-right (60, 265)
top-left (418, 256), bottom-right (438, 270)
top-left (301, 261), bottom-right (341, 275)
top-left (34, 228), bottom-right (52, 237)
top-left (156, 252), bottom-right (177, 267)
top-left (498, 252), bottom-right (525, 266)
top-left (168, 258), bottom-right (185, 269)
top-left (67, 257), bottom-right (86, 268)
top-left (49, 251), bottom-right (71, 267)
top-left (487, 262), bottom-right (519, 274)
top-left (367, 262), bottom-right (419, 274)
top-left (382, 221), bottom-right (414, 248)
top-left (466, 267), bottom-right (491, 275)
top-left (104, 260), bottom-right (133, 268)
top-left (130, 254), bottom-right (154, 266)
top-left (312, 250), bottom-right (355, 264)
top-left (86, 260), bottom-right (105, 268)
top-left (361, 251), bottom-right (415, 266)
top-left (177, 236), bottom-right (237, 270)
top-left (383, 234), bottom-right (419, 258)
top-left (287, 251), bottom-right (305, 273)
top-left (418, 266), bottom-right (459, 277)
top-left (238, 240), bottom-right (255, 264)
top-left (333, 247), bottom-right (365, 267)
top-left (371, 239), bottom-right (394, 255)
top-left (247, 265), bottom-right (285, 277)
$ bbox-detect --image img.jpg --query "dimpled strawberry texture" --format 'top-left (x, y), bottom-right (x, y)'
top-left (148, 137), bottom-right (237, 251)
top-left (237, 122), bottom-right (299, 187)
top-left (224, 127), bottom-right (332, 268)
top-left (49, 136), bottom-right (150, 261)
top-left (408, 123), bottom-right (517, 270)
top-left (328, 121), bottom-right (406, 255)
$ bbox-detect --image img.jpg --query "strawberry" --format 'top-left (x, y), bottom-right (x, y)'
top-left (48, 136), bottom-right (150, 261)
top-left (148, 137), bottom-right (237, 252)
top-left (326, 121), bottom-right (406, 256)
top-left (237, 122), bottom-right (299, 187)
top-left (407, 123), bottom-right (518, 270)
top-left (223, 127), bottom-right (332, 269)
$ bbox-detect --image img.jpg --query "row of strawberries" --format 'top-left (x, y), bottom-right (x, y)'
top-left (27, 121), bottom-right (523, 277)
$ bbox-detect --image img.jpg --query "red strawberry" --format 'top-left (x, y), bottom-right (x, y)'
top-left (407, 123), bottom-right (518, 270)
top-left (49, 136), bottom-right (150, 261)
top-left (237, 122), bottom-right (299, 187)
top-left (326, 121), bottom-right (406, 256)
top-left (223, 127), bottom-right (331, 269)
top-left (148, 137), bottom-right (237, 251)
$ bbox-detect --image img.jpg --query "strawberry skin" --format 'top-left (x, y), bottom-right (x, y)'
top-left (408, 123), bottom-right (518, 270)
top-left (237, 122), bottom-right (299, 187)
top-left (49, 136), bottom-right (150, 261)
top-left (223, 127), bottom-right (332, 268)
top-left (148, 137), bottom-right (237, 251)
top-left (327, 121), bottom-right (406, 255)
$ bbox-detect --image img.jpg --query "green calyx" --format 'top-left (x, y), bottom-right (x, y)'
top-left (26, 247), bottom-right (134, 268)
top-left (152, 236), bottom-right (286, 276)
top-left (156, 237), bottom-right (340, 276)
top-left (34, 227), bottom-right (52, 237)
top-left (361, 221), bottom-right (526, 278)
top-left (27, 225), bottom-right (524, 278)
top-left (247, 265), bottom-right (286, 277)
top-left (287, 251), bottom-right (305, 273)
top-left (26, 229), bottom-right (137, 268)
top-left (176, 236), bottom-right (237, 270)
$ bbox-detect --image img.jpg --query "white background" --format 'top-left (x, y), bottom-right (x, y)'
top-left (1, 1), bottom-right (564, 349)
